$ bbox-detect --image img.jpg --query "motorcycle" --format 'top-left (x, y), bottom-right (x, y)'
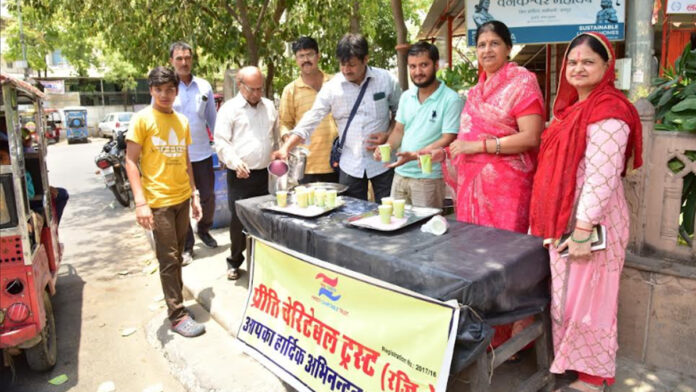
top-left (95, 129), bottom-right (131, 207)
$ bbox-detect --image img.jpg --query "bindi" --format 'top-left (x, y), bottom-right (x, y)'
top-left (573, 51), bottom-right (583, 63)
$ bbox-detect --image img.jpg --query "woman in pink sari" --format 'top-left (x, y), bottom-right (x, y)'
top-left (429, 21), bottom-right (545, 349)
top-left (433, 21), bottom-right (544, 232)
top-left (530, 33), bottom-right (642, 391)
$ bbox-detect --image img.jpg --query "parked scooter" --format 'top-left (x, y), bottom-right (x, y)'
top-left (95, 129), bottom-right (131, 207)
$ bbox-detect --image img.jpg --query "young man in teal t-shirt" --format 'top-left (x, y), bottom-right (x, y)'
top-left (373, 41), bottom-right (463, 208)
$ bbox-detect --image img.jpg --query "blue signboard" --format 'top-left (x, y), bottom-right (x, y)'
top-left (467, 0), bottom-right (626, 46)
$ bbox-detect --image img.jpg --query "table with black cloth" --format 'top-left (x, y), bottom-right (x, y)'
top-left (236, 195), bottom-right (552, 388)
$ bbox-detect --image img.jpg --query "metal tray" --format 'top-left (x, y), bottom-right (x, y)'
top-left (345, 206), bottom-right (441, 232)
top-left (290, 182), bottom-right (349, 194)
top-left (260, 197), bottom-right (346, 218)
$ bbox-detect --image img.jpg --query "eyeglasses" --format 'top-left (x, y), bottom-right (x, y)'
top-left (296, 52), bottom-right (317, 61)
top-left (241, 82), bottom-right (264, 94)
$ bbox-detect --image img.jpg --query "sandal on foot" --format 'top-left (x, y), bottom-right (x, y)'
top-left (227, 268), bottom-right (240, 281)
top-left (171, 316), bottom-right (205, 337)
top-left (505, 353), bottom-right (522, 364)
top-left (556, 381), bottom-right (604, 392)
top-left (556, 387), bottom-right (585, 392)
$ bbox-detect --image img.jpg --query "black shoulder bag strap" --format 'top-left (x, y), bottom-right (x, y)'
top-left (336, 77), bottom-right (371, 155)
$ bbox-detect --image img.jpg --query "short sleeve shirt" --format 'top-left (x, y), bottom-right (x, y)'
top-left (395, 81), bottom-right (463, 179)
top-left (126, 106), bottom-right (192, 208)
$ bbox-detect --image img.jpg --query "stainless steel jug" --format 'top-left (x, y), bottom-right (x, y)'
top-left (267, 147), bottom-right (308, 194)
top-left (268, 159), bottom-right (289, 195)
top-left (287, 147), bottom-right (309, 185)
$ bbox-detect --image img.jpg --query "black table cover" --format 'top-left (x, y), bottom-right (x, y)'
top-left (236, 195), bottom-right (550, 371)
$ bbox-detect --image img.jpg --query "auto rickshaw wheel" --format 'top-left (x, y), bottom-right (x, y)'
top-left (24, 291), bottom-right (57, 371)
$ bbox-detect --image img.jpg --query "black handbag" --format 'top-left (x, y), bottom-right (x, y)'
top-left (330, 78), bottom-right (371, 173)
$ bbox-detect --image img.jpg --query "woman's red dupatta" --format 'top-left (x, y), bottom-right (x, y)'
top-left (529, 32), bottom-right (643, 242)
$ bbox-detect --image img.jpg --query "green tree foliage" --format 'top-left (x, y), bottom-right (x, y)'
top-left (12, 0), bottom-right (426, 96)
top-left (3, 0), bottom-right (98, 77)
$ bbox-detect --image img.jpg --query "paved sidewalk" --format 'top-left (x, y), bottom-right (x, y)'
top-left (147, 228), bottom-right (696, 392)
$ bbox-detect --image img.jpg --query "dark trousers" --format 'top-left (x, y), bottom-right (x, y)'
top-left (53, 187), bottom-right (69, 225)
top-left (185, 156), bottom-right (215, 252)
top-left (151, 200), bottom-right (190, 323)
top-left (339, 168), bottom-right (394, 202)
top-left (227, 169), bottom-right (268, 270)
top-left (299, 172), bottom-right (339, 185)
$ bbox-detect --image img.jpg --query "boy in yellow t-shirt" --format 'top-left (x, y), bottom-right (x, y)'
top-left (125, 66), bottom-right (205, 338)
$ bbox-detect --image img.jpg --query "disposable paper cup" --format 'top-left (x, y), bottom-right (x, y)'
top-left (393, 199), bottom-right (406, 219)
top-left (325, 189), bottom-right (338, 208)
top-left (314, 188), bottom-right (326, 207)
top-left (419, 153), bottom-right (432, 174)
top-left (276, 191), bottom-right (288, 207)
top-left (381, 197), bottom-right (394, 206)
top-left (379, 144), bottom-right (391, 163)
top-left (296, 190), bottom-right (308, 208)
top-left (378, 205), bottom-right (393, 225)
top-left (421, 215), bottom-right (448, 235)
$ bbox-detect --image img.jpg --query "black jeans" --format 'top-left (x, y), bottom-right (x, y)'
top-left (227, 169), bottom-right (268, 270)
top-left (185, 156), bottom-right (215, 252)
top-left (300, 172), bottom-right (339, 184)
top-left (339, 168), bottom-right (394, 202)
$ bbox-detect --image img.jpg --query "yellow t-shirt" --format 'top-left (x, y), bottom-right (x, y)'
top-left (126, 106), bottom-right (192, 208)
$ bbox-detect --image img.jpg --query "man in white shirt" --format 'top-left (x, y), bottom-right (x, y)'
top-left (169, 42), bottom-right (218, 264)
top-left (214, 66), bottom-right (278, 280)
top-left (272, 33), bottom-right (401, 202)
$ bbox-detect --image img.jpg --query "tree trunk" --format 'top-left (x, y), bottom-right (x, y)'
top-left (234, 0), bottom-right (260, 65)
top-left (265, 59), bottom-right (275, 98)
top-left (350, 0), bottom-right (361, 33)
top-left (391, 0), bottom-right (409, 90)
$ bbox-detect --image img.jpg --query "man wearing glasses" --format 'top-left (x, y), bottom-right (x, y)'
top-left (273, 33), bottom-right (401, 202)
top-left (214, 66), bottom-right (279, 280)
top-left (279, 36), bottom-right (339, 183)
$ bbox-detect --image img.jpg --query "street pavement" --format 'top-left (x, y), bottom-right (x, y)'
top-left (3, 137), bottom-right (695, 392)
top-left (1, 138), bottom-right (186, 392)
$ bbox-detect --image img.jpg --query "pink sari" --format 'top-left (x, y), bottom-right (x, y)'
top-left (444, 62), bottom-right (543, 233)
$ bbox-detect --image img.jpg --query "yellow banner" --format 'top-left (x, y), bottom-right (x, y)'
top-left (237, 237), bottom-right (459, 392)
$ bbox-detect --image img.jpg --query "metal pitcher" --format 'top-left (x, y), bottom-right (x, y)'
top-left (267, 160), bottom-right (289, 195)
top-left (267, 147), bottom-right (308, 194)
top-left (287, 147), bottom-right (309, 185)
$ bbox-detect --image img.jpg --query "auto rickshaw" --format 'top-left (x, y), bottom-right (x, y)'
top-left (19, 108), bottom-right (61, 144)
top-left (62, 106), bottom-right (88, 144)
top-left (43, 109), bottom-right (62, 143)
top-left (0, 74), bottom-right (62, 371)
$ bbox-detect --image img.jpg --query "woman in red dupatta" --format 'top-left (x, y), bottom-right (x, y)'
top-left (429, 21), bottom-right (545, 352)
top-left (530, 33), bottom-right (642, 392)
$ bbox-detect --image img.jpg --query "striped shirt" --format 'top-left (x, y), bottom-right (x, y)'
top-left (291, 66), bottom-right (401, 179)
top-left (279, 71), bottom-right (338, 174)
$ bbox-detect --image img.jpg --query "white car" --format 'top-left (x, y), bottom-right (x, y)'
top-left (98, 112), bottom-right (134, 139)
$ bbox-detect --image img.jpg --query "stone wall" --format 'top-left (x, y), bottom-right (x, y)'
top-left (617, 98), bottom-right (696, 377)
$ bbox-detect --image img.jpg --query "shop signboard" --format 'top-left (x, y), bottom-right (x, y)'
top-left (666, 0), bottom-right (696, 13)
top-left (40, 80), bottom-right (65, 94)
top-left (466, 0), bottom-right (626, 46)
top-left (237, 238), bottom-right (460, 392)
